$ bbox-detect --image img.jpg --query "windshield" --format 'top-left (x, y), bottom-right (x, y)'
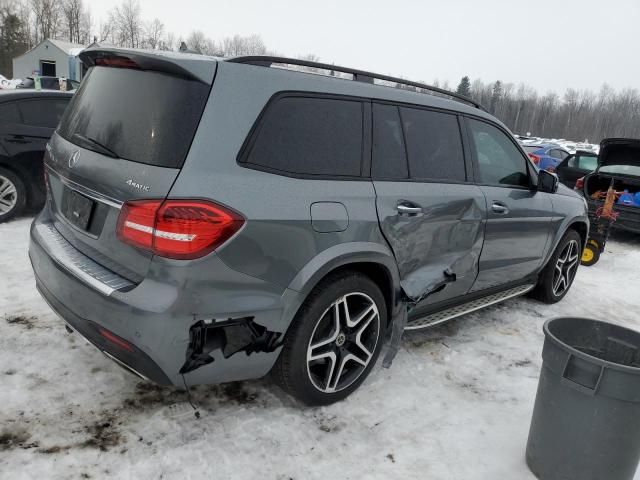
top-left (57, 66), bottom-right (210, 168)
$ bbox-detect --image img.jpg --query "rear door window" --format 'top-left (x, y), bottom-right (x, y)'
top-left (467, 118), bottom-right (530, 187)
top-left (549, 149), bottom-right (564, 160)
top-left (243, 96), bottom-right (363, 177)
top-left (372, 103), bottom-right (408, 179)
top-left (19, 98), bottom-right (70, 128)
top-left (0, 102), bottom-right (21, 124)
top-left (399, 107), bottom-right (466, 182)
top-left (57, 66), bottom-right (210, 168)
top-left (574, 155), bottom-right (598, 171)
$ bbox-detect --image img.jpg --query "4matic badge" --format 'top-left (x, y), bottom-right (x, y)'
top-left (126, 179), bottom-right (150, 192)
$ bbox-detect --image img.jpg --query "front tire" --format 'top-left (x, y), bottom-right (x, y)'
top-left (273, 272), bottom-right (387, 406)
top-left (532, 230), bottom-right (581, 304)
top-left (0, 167), bottom-right (26, 223)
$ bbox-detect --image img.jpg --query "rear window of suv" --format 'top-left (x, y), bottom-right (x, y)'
top-left (242, 96), bottom-right (364, 177)
top-left (57, 66), bottom-right (210, 168)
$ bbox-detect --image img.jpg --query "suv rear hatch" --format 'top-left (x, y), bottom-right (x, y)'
top-left (44, 48), bottom-right (215, 282)
top-left (583, 138), bottom-right (640, 231)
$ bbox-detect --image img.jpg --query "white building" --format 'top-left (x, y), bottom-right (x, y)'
top-left (12, 38), bottom-right (85, 81)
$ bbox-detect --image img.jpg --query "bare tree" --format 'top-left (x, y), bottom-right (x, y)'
top-left (30, 0), bottom-right (61, 42)
top-left (159, 30), bottom-right (175, 51)
top-left (98, 19), bottom-right (112, 43)
top-left (186, 29), bottom-right (207, 53)
top-left (0, 1), bottom-right (29, 77)
top-left (110, 0), bottom-right (143, 48)
top-left (62, 0), bottom-right (81, 43)
top-left (220, 34), bottom-right (266, 57)
top-left (145, 17), bottom-right (163, 49)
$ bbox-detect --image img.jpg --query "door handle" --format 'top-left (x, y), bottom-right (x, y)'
top-left (397, 202), bottom-right (423, 215)
top-left (6, 135), bottom-right (28, 144)
top-left (491, 202), bottom-right (509, 214)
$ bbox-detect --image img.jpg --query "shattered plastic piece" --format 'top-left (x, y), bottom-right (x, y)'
top-left (382, 307), bottom-right (407, 368)
top-left (163, 402), bottom-right (202, 420)
top-left (179, 317), bottom-right (282, 375)
top-left (383, 270), bottom-right (456, 368)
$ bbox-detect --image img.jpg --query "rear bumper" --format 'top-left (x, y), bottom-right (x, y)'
top-left (29, 211), bottom-right (290, 387)
top-left (35, 278), bottom-right (172, 385)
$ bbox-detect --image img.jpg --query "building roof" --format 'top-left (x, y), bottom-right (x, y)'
top-left (48, 38), bottom-right (85, 55)
top-left (13, 38), bottom-right (85, 60)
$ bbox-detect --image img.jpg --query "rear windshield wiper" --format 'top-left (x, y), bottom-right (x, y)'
top-left (72, 133), bottom-right (119, 158)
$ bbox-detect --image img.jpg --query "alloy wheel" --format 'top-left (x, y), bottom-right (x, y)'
top-left (552, 239), bottom-right (580, 296)
top-left (0, 175), bottom-right (17, 215)
top-left (306, 292), bottom-right (380, 393)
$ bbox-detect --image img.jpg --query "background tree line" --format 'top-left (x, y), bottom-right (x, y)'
top-left (0, 0), bottom-right (273, 76)
top-left (1, 0), bottom-right (639, 142)
top-left (450, 75), bottom-right (640, 142)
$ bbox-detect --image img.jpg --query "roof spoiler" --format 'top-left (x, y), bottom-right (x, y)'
top-left (79, 47), bottom-right (216, 84)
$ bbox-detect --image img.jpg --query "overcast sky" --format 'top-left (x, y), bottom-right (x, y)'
top-left (89, 0), bottom-right (639, 94)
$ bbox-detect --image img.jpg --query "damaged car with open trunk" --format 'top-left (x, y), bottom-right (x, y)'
top-left (29, 48), bottom-right (588, 405)
top-left (577, 138), bottom-right (640, 234)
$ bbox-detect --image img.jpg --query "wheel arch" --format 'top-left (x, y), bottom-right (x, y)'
top-left (540, 217), bottom-right (588, 274)
top-left (282, 242), bottom-right (402, 332)
top-left (566, 220), bottom-right (588, 248)
top-left (0, 152), bottom-right (44, 207)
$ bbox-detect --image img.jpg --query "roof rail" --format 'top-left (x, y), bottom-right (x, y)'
top-left (227, 55), bottom-right (487, 111)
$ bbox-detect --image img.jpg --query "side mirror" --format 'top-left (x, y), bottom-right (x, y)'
top-left (537, 169), bottom-right (559, 193)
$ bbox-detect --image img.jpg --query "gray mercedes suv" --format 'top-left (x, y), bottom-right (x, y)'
top-left (29, 48), bottom-right (588, 405)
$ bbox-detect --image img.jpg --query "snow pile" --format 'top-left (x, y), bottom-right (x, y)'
top-left (0, 75), bottom-right (21, 89)
top-left (1, 217), bottom-right (640, 479)
top-left (516, 135), bottom-right (600, 154)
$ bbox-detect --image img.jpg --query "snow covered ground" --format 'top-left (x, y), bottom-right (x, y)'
top-left (1, 216), bottom-right (640, 480)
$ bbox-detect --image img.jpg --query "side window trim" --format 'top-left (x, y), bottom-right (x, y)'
top-left (362, 100), bottom-right (372, 178)
top-left (463, 115), bottom-right (534, 190)
top-left (237, 91), bottom-right (368, 181)
top-left (457, 114), bottom-right (475, 182)
top-left (396, 104), bottom-right (411, 178)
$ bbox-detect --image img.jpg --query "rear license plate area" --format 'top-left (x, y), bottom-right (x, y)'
top-left (62, 188), bottom-right (94, 230)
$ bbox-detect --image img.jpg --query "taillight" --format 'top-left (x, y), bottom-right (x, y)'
top-left (95, 56), bottom-right (139, 69)
top-left (575, 177), bottom-right (585, 190)
top-left (116, 199), bottom-right (244, 259)
top-left (528, 153), bottom-right (541, 165)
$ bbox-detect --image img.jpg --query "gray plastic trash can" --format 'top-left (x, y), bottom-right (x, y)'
top-left (526, 317), bottom-right (640, 480)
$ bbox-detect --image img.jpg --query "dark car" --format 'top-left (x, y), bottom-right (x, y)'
top-left (29, 49), bottom-right (587, 405)
top-left (579, 138), bottom-right (640, 234)
top-left (522, 144), bottom-right (571, 172)
top-left (0, 89), bottom-right (73, 222)
top-left (16, 76), bottom-right (80, 91)
top-left (556, 150), bottom-right (599, 188)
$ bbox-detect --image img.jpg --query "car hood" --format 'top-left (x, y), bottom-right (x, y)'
top-left (598, 138), bottom-right (640, 169)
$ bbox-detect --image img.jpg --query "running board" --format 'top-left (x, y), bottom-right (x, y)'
top-left (405, 284), bottom-right (535, 330)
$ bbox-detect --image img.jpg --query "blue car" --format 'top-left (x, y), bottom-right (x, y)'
top-left (522, 144), bottom-right (570, 172)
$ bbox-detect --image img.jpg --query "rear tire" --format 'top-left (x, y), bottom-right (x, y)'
top-left (272, 271), bottom-right (387, 406)
top-left (0, 167), bottom-right (26, 223)
top-left (532, 230), bottom-right (582, 304)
